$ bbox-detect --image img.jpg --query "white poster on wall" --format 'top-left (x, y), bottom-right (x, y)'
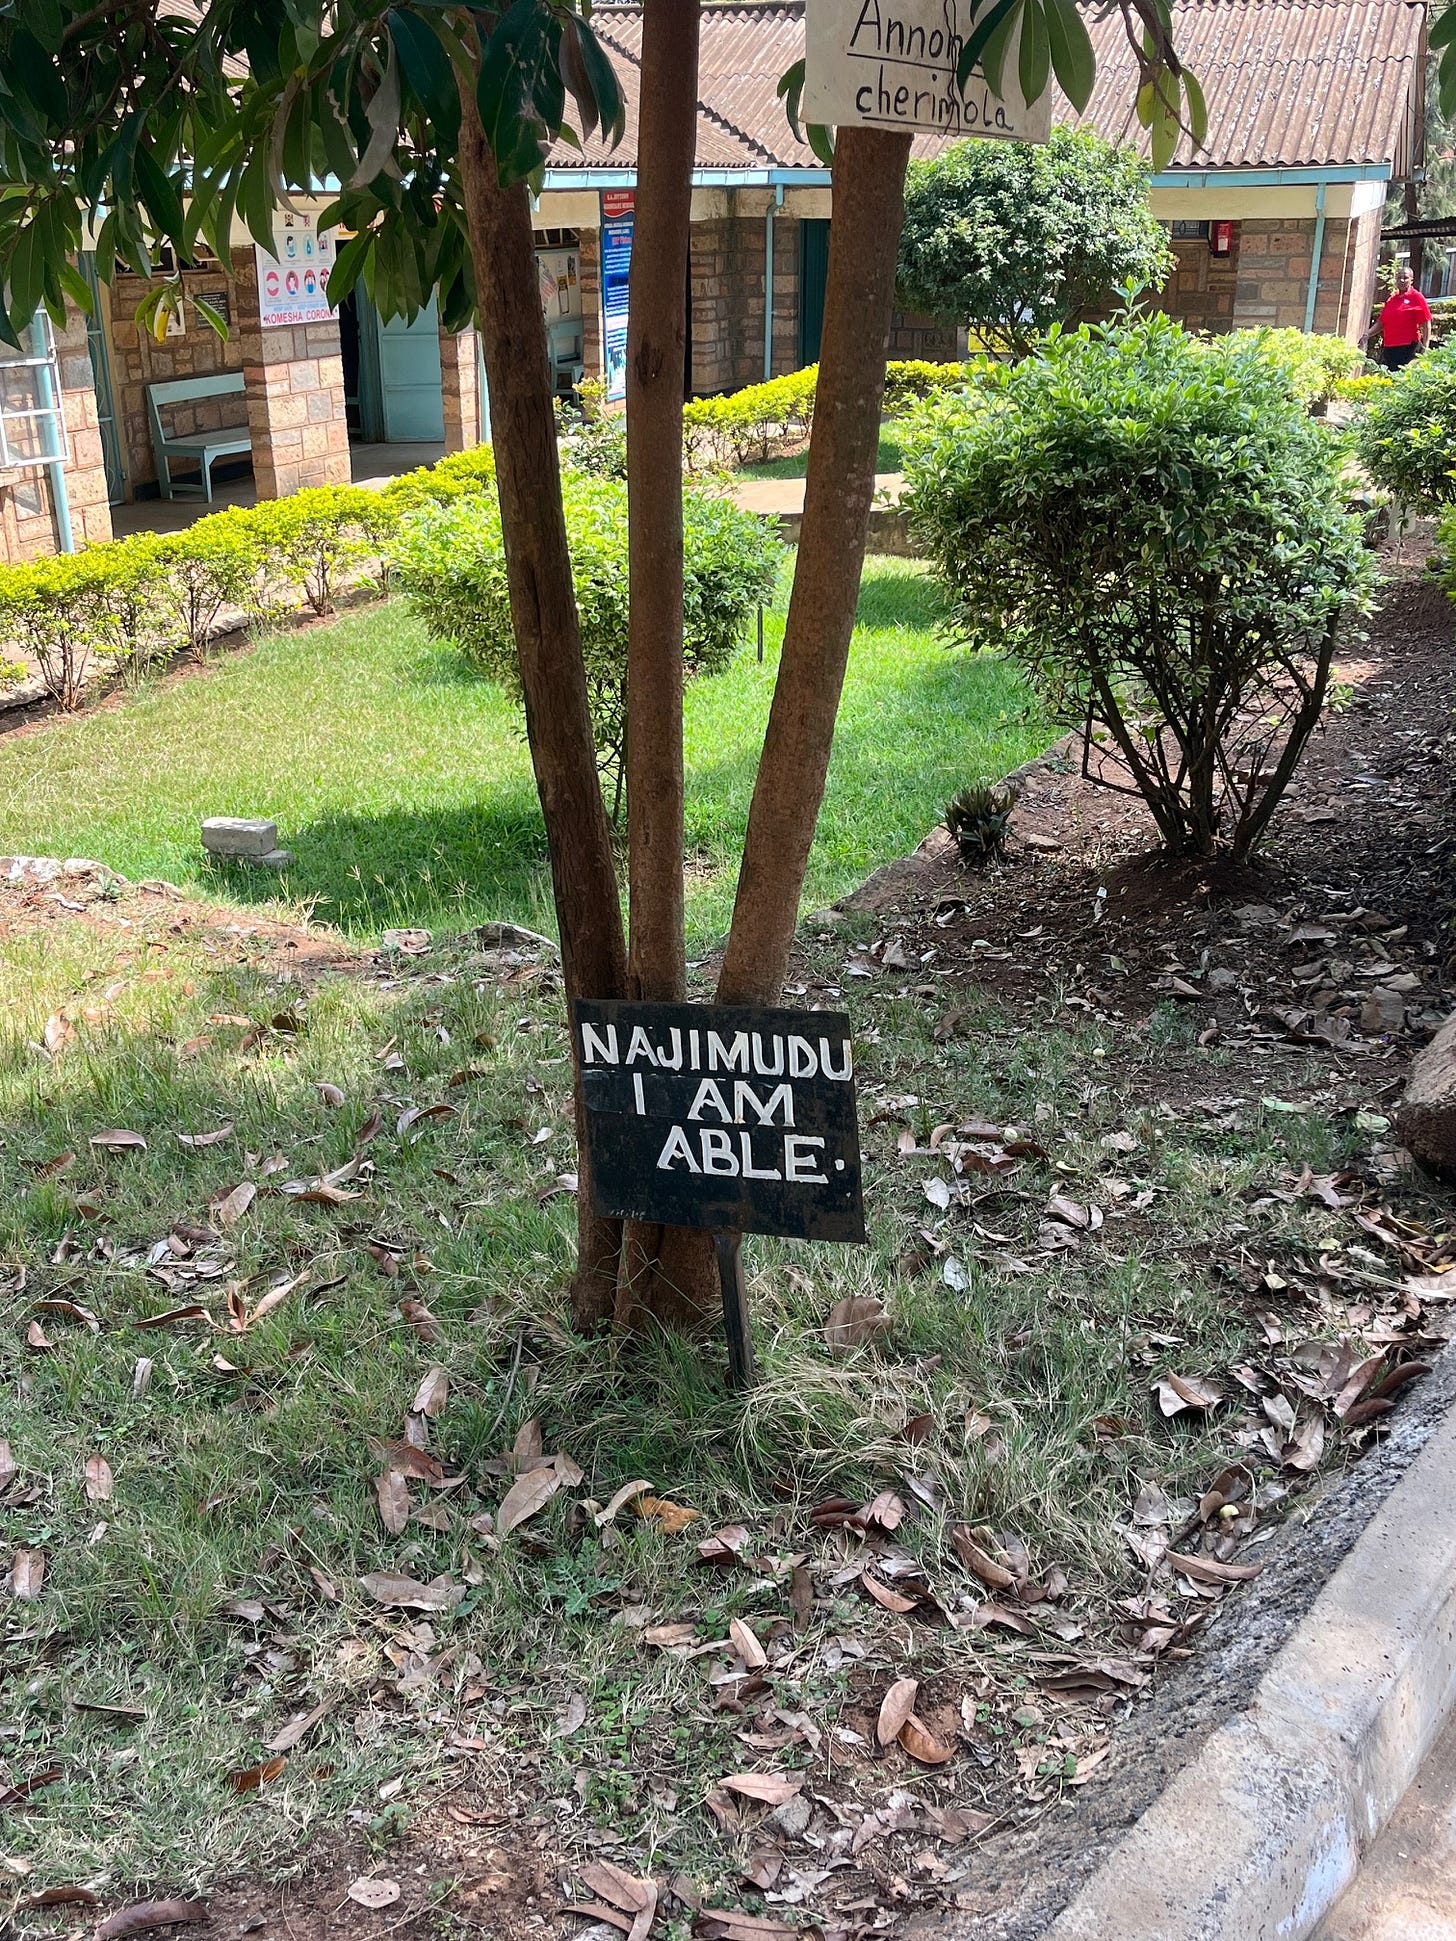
top-left (803, 0), bottom-right (1052, 142)
top-left (255, 213), bottom-right (338, 328)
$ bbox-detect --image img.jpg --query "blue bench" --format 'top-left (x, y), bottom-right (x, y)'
top-left (146, 373), bottom-right (253, 501)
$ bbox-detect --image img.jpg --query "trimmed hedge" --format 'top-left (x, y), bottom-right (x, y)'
top-left (0, 448), bottom-right (502, 710)
top-left (681, 358), bottom-right (979, 471)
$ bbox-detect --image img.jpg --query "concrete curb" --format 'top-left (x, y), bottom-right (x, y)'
top-left (1044, 1388), bottom-right (1456, 1941)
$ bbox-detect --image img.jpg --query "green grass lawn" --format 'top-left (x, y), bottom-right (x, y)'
top-left (0, 908), bottom-right (1407, 1920)
top-left (738, 420), bottom-right (908, 480)
top-left (0, 556), bottom-right (1043, 944)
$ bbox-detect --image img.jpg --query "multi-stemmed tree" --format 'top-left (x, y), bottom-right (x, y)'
top-left (0, 0), bottom-right (1203, 1343)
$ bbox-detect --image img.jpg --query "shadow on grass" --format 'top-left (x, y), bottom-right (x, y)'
top-left (211, 792), bottom-right (563, 938)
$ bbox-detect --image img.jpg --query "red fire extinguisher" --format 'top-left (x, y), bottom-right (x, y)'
top-left (1210, 221), bottom-right (1234, 258)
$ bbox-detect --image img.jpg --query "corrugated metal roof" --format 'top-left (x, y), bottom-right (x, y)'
top-left (548, 0), bottom-right (1424, 175)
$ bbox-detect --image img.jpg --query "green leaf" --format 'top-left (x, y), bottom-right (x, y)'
top-left (957, 0), bottom-right (1022, 97)
top-left (1044, 0), bottom-right (1095, 114)
top-left (1017, 0), bottom-right (1050, 107)
top-left (389, 11), bottom-right (461, 146)
top-left (1431, 5), bottom-right (1456, 48)
top-left (570, 16), bottom-right (625, 148)
top-left (1182, 70), bottom-right (1208, 151)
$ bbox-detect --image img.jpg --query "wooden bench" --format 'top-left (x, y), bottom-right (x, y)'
top-left (146, 373), bottom-right (253, 501)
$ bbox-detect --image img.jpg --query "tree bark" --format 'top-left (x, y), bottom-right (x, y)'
top-left (456, 91), bottom-right (628, 1329)
top-left (616, 0), bottom-right (718, 1333)
top-left (718, 127), bottom-right (913, 1008)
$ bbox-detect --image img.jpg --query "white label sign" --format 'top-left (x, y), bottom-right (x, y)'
top-left (255, 213), bottom-right (338, 328)
top-left (804, 0), bottom-right (1053, 141)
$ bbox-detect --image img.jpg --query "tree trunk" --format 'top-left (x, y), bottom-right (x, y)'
top-left (456, 90), bottom-right (627, 1329)
top-left (616, 0), bottom-right (718, 1333)
top-left (718, 127), bottom-right (913, 1008)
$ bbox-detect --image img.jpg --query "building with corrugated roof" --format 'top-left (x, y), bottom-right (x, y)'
top-left (0, 0), bottom-right (1428, 561)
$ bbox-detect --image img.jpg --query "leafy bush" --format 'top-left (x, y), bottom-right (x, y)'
top-left (897, 127), bottom-right (1173, 359)
top-left (248, 485), bottom-right (397, 615)
top-left (1224, 328), bottom-right (1367, 410)
top-left (383, 444), bottom-right (498, 514)
top-left (683, 368), bottom-right (818, 471)
top-left (1356, 346), bottom-right (1456, 510)
top-left (559, 405), bottom-right (627, 480)
top-left (0, 550), bottom-right (113, 708)
top-left (945, 783), bottom-right (1016, 865)
top-left (882, 358), bottom-right (991, 415)
top-left (904, 313), bottom-right (1373, 859)
top-left (390, 478), bottom-right (781, 810)
top-left (1334, 371), bottom-right (1394, 409)
top-left (153, 510), bottom-right (268, 659)
top-left (87, 534), bottom-right (172, 683)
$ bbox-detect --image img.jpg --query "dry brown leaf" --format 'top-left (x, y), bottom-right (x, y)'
top-left (898, 1714), bottom-right (955, 1765)
top-left (225, 1755), bottom-right (287, 1794)
top-left (0, 1764), bottom-right (61, 1805)
top-left (498, 1463), bottom-right (564, 1536)
top-left (579, 1862), bottom-right (652, 1916)
top-left (635, 1495), bottom-right (700, 1535)
top-left (397, 1102), bottom-right (459, 1140)
top-left (95, 1900), bottom-right (208, 1939)
top-left (376, 1468), bottom-right (410, 1535)
top-left (1155, 1372), bottom-right (1223, 1417)
top-left (399, 1298), bottom-right (441, 1342)
top-left (876, 1676), bottom-right (919, 1746)
top-left (33, 1297), bottom-right (100, 1332)
top-left (346, 1879), bottom-right (401, 1910)
top-left (177, 1123), bottom-right (233, 1148)
top-left (84, 1454), bottom-right (114, 1504)
top-left (729, 1617), bottom-right (767, 1668)
top-left (412, 1366), bottom-right (449, 1418)
top-left (26, 1319), bottom-right (52, 1350)
top-left (90, 1129), bottom-right (148, 1152)
top-left (698, 1523), bottom-right (750, 1564)
top-left (316, 1083), bottom-right (345, 1108)
top-left (512, 1418), bottom-right (544, 1465)
top-left (265, 1696), bottom-right (337, 1753)
top-left (565, 1904), bottom-right (634, 1935)
top-left (789, 1565), bottom-right (812, 1630)
top-left (9, 1547), bottom-right (45, 1600)
top-left (950, 1524), bottom-right (1017, 1590)
top-left (245, 1272), bottom-right (306, 1329)
top-left (862, 1571), bottom-right (917, 1614)
top-left (215, 1181), bottom-right (256, 1230)
top-left (0, 1440), bottom-right (14, 1493)
top-left (720, 1773), bottom-right (804, 1806)
top-left (357, 1571), bottom-right (463, 1612)
top-left (645, 1622), bottom-right (698, 1648)
top-left (135, 1304), bottom-right (210, 1330)
top-left (596, 1478), bottom-right (653, 1527)
top-left (22, 1887), bottom-right (99, 1910)
top-left (825, 1294), bottom-right (889, 1353)
top-left (1166, 1550), bottom-right (1264, 1586)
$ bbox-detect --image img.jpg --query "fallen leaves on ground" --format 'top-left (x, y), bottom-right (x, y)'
top-left (824, 1294), bottom-right (889, 1352)
top-left (225, 1755), bottom-right (286, 1793)
top-left (876, 1676), bottom-right (918, 1746)
top-left (357, 1571), bottom-right (464, 1612)
top-left (720, 1772), bottom-right (804, 1805)
top-left (95, 1901), bottom-right (208, 1939)
top-left (346, 1879), bottom-right (401, 1910)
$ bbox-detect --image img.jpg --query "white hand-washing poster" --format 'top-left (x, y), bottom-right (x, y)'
top-left (255, 213), bottom-right (338, 328)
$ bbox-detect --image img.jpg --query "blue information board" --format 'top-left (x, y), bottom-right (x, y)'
top-left (600, 190), bottom-right (634, 403)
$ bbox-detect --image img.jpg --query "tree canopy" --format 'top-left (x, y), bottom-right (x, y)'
top-left (896, 125), bottom-right (1174, 358)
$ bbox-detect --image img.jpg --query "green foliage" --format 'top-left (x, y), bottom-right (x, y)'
top-left (897, 127), bottom-right (1174, 358)
top-left (390, 479), bottom-right (782, 806)
top-left (944, 782), bottom-right (1017, 865)
top-left (558, 403), bottom-right (628, 480)
top-left (882, 358), bottom-right (993, 415)
top-left (0, 444), bottom-right (494, 702)
top-left (247, 485), bottom-right (396, 616)
top-left (1355, 345), bottom-right (1456, 510)
top-left (1334, 371), bottom-right (1395, 408)
top-left (904, 313), bottom-right (1374, 859)
top-left (683, 368), bottom-right (819, 471)
top-left (1224, 328), bottom-right (1368, 410)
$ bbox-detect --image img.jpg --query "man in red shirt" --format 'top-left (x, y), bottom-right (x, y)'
top-left (1376, 265), bottom-right (1432, 369)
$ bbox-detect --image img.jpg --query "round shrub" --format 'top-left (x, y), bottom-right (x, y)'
top-left (903, 313), bottom-right (1374, 859)
top-left (389, 477), bottom-right (782, 805)
top-left (1356, 346), bottom-right (1456, 510)
top-left (1223, 328), bottom-right (1368, 411)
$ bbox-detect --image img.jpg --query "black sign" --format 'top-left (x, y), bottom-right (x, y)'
top-left (573, 1000), bottom-right (865, 1243)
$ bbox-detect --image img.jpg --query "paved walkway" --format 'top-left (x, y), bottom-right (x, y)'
top-left (1315, 1715), bottom-right (1456, 1940)
top-left (729, 470), bottom-right (905, 517)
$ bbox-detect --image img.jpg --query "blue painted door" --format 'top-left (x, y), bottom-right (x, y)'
top-left (376, 295), bottom-right (445, 442)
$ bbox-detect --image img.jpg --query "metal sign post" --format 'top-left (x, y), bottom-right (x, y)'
top-left (573, 1000), bottom-right (867, 1387)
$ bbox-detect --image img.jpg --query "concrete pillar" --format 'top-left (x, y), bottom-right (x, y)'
top-left (232, 247), bottom-right (350, 498)
top-left (439, 326), bottom-right (481, 452)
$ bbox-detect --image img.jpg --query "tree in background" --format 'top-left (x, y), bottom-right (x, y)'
top-left (0, 0), bottom-right (1196, 1343)
top-left (896, 126), bottom-right (1173, 358)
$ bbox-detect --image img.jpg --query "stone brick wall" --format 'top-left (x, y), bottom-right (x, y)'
top-left (107, 270), bottom-right (243, 495)
top-left (0, 303), bottom-right (111, 563)
top-left (887, 307), bottom-right (960, 359)
top-left (439, 328), bottom-right (481, 451)
top-left (232, 248), bottom-right (350, 499)
top-left (690, 212), bottom-right (810, 395)
top-left (1154, 235), bottom-right (1242, 332)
